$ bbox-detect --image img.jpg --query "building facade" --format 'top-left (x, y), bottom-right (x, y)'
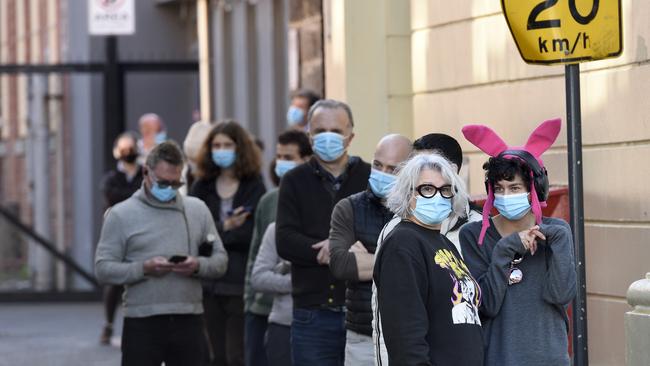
top-left (0, 0), bottom-right (200, 291)
top-left (320, 1), bottom-right (649, 364)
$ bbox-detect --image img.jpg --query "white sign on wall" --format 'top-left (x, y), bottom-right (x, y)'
top-left (88, 0), bottom-right (135, 36)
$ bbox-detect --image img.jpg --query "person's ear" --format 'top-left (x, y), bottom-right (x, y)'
top-left (345, 132), bottom-right (355, 147)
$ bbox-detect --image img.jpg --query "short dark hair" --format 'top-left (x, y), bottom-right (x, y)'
top-left (113, 131), bottom-right (138, 149)
top-left (483, 156), bottom-right (532, 191)
top-left (277, 130), bottom-right (312, 157)
top-left (146, 140), bottom-right (185, 169)
top-left (307, 99), bottom-right (355, 128)
top-left (412, 133), bottom-right (463, 171)
top-left (292, 89), bottom-right (320, 108)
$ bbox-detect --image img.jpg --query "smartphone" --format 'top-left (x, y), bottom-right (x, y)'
top-left (168, 255), bottom-right (188, 264)
top-left (227, 206), bottom-right (253, 216)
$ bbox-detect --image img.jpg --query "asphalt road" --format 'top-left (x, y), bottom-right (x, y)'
top-left (0, 302), bottom-right (122, 366)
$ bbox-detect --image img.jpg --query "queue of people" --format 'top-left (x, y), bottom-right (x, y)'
top-left (95, 93), bottom-right (576, 366)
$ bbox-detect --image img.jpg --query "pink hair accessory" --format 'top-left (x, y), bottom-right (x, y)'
top-left (462, 118), bottom-right (561, 244)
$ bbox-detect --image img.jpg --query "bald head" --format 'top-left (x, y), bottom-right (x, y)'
top-left (139, 113), bottom-right (164, 136)
top-left (372, 134), bottom-right (412, 174)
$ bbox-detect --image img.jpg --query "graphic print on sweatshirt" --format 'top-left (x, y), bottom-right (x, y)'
top-left (434, 249), bottom-right (482, 326)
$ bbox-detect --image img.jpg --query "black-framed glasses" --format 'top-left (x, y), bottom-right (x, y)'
top-left (416, 184), bottom-right (454, 199)
top-left (150, 171), bottom-right (185, 189)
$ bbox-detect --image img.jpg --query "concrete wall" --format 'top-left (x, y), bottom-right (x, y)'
top-left (323, 0), bottom-right (648, 363)
top-left (289, 0), bottom-right (324, 94)
top-left (210, 0), bottom-right (289, 185)
top-left (323, 0), bottom-right (413, 161)
top-left (409, 1), bottom-right (649, 364)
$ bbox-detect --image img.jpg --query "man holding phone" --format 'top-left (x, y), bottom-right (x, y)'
top-left (95, 141), bottom-right (229, 366)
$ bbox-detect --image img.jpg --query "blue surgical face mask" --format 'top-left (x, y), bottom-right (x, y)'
top-left (494, 193), bottom-right (531, 220)
top-left (412, 195), bottom-right (452, 225)
top-left (150, 182), bottom-right (177, 202)
top-left (312, 132), bottom-right (346, 162)
top-left (212, 149), bottom-right (236, 168)
top-left (275, 159), bottom-right (298, 178)
top-left (287, 106), bottom-right (305, 126)
top-left (368, 169), bottom-right (396, 198)
top-left (155, 131), bottom-right (167, 145)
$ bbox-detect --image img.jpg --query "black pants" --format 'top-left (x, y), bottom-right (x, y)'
top-left (244, 312), bottom-right (269, 366)
top-left (203, 294), bottom-right (245, 366)
top-left (265, 323), bottom-right (291, 366)
top-left (121, 314), bottom-right (204, 366)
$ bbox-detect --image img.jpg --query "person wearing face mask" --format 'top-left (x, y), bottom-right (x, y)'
top-left (98, 132), bottom-right (145, 345)
top-left (95, 141), bottom-right (228, 366)
top-left (373, 154), bottom-right (484, 366)
top-left (286, 89), bottom-right (320, 131)
top-left (242, 130), bottom-right (312, 366)
top-left (371, 133), bottom-right (483, 365)
top-left (190, 120), bottom-right (266, 366)
top-left (276, 99), bottom-right (370, 366)
top-left (459, 120), bottom-right (576, 366)
top-left (327, 134), bottom-right (411, 365)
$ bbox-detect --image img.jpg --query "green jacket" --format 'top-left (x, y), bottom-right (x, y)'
top-left (244, 188), bottom-right (279, 315)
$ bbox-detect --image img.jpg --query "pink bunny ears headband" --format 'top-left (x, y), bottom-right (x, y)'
top-left (461, 118), bottom-right (562, 244)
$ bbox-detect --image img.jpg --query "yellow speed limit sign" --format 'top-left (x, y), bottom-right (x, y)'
top-left (501, 0), bottom-right (622, 65)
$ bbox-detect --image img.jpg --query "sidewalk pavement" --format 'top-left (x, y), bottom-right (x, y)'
top-left (0, 302), bottom-right (122, 366)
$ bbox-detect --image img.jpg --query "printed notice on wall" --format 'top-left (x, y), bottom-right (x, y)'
top-left (88, 0), bottom-right (135, 36)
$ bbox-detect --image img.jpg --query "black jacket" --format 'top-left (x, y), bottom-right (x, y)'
top-left (346, 190), bottom-right (393, 335)
top-left (100, 166), bottom-right (144, 208)
top-left (276, 156), bottom-right (370, 309)
top-left (190, 175), bottom-right (266, 295)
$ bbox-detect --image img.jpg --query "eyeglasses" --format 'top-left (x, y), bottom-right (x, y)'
top-left (149, 171), bottom-right (185, 189)
top-left (416, 184), bottom-right (455, 199)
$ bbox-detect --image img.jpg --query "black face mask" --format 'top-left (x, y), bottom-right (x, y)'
top-left (120, 151), bottom-right (139, 164)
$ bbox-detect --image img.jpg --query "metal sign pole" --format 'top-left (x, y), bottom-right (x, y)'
top-left (565, 63), bottom-right (589, 366)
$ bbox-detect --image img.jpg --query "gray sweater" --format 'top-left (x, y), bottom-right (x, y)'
top-left (251, 223), bottom-right (292, 326)
top-left (459, 217), bottom-right (577, 366)
top-left (95, 187), bottom-right (228, 318)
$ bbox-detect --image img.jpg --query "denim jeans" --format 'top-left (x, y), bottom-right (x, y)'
top-left (291, 308), bottom-right (346, 366)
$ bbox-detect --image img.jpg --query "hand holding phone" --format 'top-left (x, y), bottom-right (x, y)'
top-left (171, 256), bottom-right (199, 276)
top-left (168, 255), bottom-right (188, 264)
top-left (224, 206), bottom-right (252, 231)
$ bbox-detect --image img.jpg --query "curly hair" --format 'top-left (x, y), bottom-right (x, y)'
top-left (195, 119), bottom-right (262, 180)
top-left (483, 156), bottom-right (532, 191)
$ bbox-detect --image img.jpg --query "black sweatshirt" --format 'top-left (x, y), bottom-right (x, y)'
top-left (100, 166), bottom-right (143, 208)
top-left (374, 221), bottom-right (484, 366)
top-left (276, 156), bottom-right (370, 309)
top-left (190, 175), bottom-right (266, 295)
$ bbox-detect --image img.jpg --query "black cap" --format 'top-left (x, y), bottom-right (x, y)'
top-left (413, 133), bottom-right (463, 171)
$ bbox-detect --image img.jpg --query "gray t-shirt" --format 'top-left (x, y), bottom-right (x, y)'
top-left (220, 196), bottom-right (233, 224)
top-left (459, 217), bottom-right (577, 366)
